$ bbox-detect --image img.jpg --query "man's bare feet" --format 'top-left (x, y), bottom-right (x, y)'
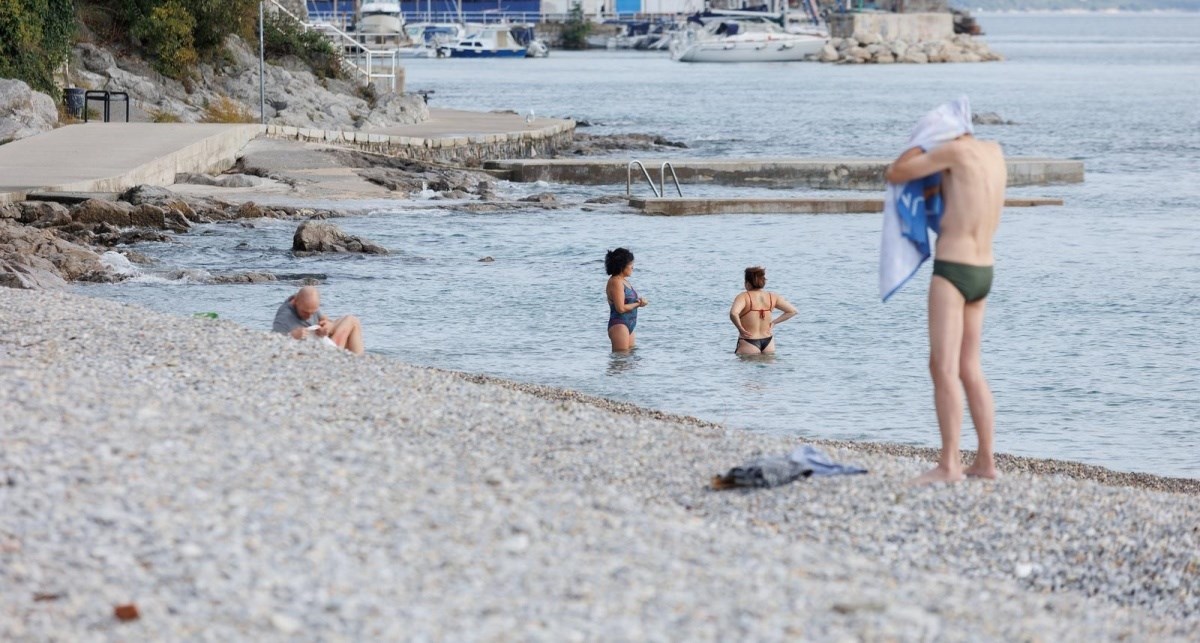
top-left (909, 466), bottom-right (967, 486)
top-left (964, 461), bottom-right (999, 479)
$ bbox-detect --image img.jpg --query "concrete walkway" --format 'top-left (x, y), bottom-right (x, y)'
top-left (0, 123), bottom-right (262, 205)
top-left (0, 110), bottom-right (572, 205)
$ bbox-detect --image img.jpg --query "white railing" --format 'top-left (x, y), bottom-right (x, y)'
top-left (267, 0), bottom-right (398, 92)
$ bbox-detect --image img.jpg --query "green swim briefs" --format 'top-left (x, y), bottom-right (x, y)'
top-left (932, 259), bottom-right (993, 303)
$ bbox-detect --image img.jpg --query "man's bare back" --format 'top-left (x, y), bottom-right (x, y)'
top-left (935, 137), bottom-right (1006, 265)
top-left (886, 134), bottom-right (1006, 485)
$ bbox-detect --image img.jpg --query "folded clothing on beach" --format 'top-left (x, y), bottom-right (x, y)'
top-left (879, 96), bottom-right (974, 301)
top-left (711, 445), bottom-right (868, 490)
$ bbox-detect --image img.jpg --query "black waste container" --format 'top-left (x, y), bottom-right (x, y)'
top-left (65, 88), bottom-right (85, 118)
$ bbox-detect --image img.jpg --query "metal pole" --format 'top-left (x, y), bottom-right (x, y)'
top-left (259, 1), bottom-right (266, 125)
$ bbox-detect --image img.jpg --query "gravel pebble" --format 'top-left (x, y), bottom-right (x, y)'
top-left (0, 288), bottom-right (1196, 641)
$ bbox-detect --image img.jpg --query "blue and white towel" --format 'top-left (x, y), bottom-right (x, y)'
top-left (879, 96), bottom-right (975, 301)
top-left (712, 444), bottom-right (868, 489)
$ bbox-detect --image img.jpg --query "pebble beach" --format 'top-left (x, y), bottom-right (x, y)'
top-left (1, 287), bottom-right (1197, 640)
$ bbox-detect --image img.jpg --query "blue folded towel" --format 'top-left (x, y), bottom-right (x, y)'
top-left (879, 96), bottom-right (974, 302)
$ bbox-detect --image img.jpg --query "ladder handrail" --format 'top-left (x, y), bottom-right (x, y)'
top-left (266, 0), bottom-right (396, 92)
top-left (627, 160), bottom-right (661, 198)
top-left (660, 161), bottom-right (683, 197)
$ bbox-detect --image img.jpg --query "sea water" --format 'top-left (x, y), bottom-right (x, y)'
top-left (78, 13), bottom-right (1200, 477)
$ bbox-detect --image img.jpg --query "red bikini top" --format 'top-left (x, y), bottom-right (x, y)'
top-left (740, 291), bottom-right (774, 320)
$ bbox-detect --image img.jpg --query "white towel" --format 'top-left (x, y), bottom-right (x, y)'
top-left (879, 96), bottom-right (974, 301)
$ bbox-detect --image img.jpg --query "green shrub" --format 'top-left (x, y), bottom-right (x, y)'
top-left (133, 0), bottom-right (199, 79)
top-left (262, 11), bottom-right (345, 80)
top-left (0, 0), bottom-right (76, 99)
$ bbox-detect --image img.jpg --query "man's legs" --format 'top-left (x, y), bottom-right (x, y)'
top-left (912, 277), bottom-right (968, 484)
top-left (960, 298), bottom-right (997, 478)
top-left (329, 315), bottom-right (364, 355)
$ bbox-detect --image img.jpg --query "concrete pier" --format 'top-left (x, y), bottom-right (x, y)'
top-left (484, 157), bottom-right (1084, 190)
top-left (631, 196), bottom-right (1065, 216)
top-left (0, 123), bottom-right (262, 205)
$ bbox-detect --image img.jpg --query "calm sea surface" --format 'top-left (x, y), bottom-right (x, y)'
top-left (78, 14), bottom-right (1200, 477)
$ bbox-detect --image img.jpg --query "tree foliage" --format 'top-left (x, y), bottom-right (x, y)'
top-left (0, 0), bottom-right (76, 98)
top-left (560, 2), bottom-right (592, 51)
top-left (132, 0), bottom-right (198, 79)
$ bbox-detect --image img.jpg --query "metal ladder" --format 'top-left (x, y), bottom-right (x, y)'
top-left (627, 160), bottom-right (683, 198)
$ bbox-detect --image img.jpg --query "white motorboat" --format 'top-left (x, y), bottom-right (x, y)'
top-left (355, 1), bottom-right (407, 48)
top-left (397, 22), bottom-right (465, 58)
top-left (670, 16), bottom-right (826, 63)
top-left (438, 25), bottom-right (528, 58)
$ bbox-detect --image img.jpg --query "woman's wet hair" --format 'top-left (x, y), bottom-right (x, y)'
top-left (605, 248), bottom-right (634, 276)
top-left (745, 266), bottom-right (767, 290)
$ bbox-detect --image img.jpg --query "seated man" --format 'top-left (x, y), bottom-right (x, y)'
top-left (272, 286), bottom-right (364, 355)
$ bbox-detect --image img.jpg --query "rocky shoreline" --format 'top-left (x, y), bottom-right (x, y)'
top-left (818, 33), bottom-right (1003, 64)
top-left (1, 287), bottom-right (1196, 639)
top-left (0, 131), bottom-right (691, 288)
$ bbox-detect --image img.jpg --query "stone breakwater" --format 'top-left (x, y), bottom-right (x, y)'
top-left (264, 120), bottom-right (575, 167)
top-left (1, 288), bottom-right (1197, 640)
top-left (818, 33), bottom-right (1003, 65)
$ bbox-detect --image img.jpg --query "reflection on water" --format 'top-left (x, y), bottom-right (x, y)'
top-left (606, 351), bottom-right (642, 376)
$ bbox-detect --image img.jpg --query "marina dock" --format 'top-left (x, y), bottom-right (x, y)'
top-left (485, 157), bottom-right (1085, 189)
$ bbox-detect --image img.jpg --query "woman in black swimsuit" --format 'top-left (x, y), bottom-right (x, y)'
top-left (729, 266), bottom-right (797, 355)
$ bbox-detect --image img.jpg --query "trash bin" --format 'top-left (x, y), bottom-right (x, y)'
top-left (65, 88), bottom-right (85, 118)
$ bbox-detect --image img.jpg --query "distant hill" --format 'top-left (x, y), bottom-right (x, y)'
top-left (958, 0), bottom-right (1198, 9)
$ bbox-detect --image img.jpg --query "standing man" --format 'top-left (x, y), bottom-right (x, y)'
top-left (272, 286), bottom-right (365, 355)
top-left (885, 125), bottom-right (1006, 484)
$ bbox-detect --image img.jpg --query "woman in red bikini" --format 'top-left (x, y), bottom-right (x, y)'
top-left (729, 266), bottom-right (797, 355)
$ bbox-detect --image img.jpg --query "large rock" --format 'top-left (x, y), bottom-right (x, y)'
top-left (0, 79), bottom-right (58, 143)
top-left (292, 221), bottom-right (388, 255)
top-left (0, 220), bottom-right (112, 289)
top-left (16, 201), bottom-right (70, 226)
top-left (69, 37), bottom-right (430, 131)
top-left (71, 199), bottom-right (134, 227)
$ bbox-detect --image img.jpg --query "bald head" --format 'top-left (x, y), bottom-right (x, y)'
top-left (293, 286), bottom-right (321, 320)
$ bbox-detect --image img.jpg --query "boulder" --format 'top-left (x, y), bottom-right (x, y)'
top-left (0, 256), bottom-right (69, 290)
top-left (818, 44), bottom-right (839, 63)
top-left (217, 174), bottom-right (263, 188)
top-left (875, 52), bottom-right (896, 64)
top-left (129, 204), bottom-right (167, 228)
top-left (0, 79), bottom-right (58, 143)
top-left (210, 271), bottom-right (279, 284)
top-left (17, 201), bottom-right (71, 226)
top-left (0, 204), bottom-right (20, 221)
top-left (848, 47), bottom-right (872, 63)
top-left (292, 221), bottom-right (388, 255)
top-left (973, 112), bottom-right (1016, 126)
top-left (121, 185), bottom-right (177, 205)
top-left (0, 219), bottom-right (112, 288)
top-left (363, 92), bottom-right (430, 129)
top-left (904, 51), bottom-right (929, 64)
top-left (518, 192), bottom-right (559, 206)
top-left (71, 199), bottom-right (134, 227)
top-left (890, 41), bottom-right (909, 58)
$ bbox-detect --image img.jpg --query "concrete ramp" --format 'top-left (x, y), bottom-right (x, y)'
top-left (0, 123), bottom-right (263, 204)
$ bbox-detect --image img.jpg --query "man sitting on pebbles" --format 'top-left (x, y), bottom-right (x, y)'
top-left (272, 286), bottom-right (364, 355)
